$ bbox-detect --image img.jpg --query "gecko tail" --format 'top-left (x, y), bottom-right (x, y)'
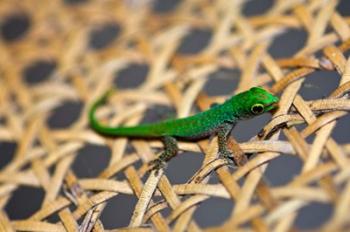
top-left (98, 88), bottom-right (116, 105)
top-left (88, 88), bottom-right (117, 135)
top-left (89, 88), bottom-right (166, 138)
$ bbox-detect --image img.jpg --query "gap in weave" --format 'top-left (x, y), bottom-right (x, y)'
top-left (101, 194), bottom-right (138, 229)
top-left (71, 144), bottom-right (111, 178)
top-left (332, 113), bottom-right (350, 144)
top-left (45, 211), bottom-right (60, 223)
top-left (324, 18), bottom-right (339, 36)
top-left (204, 68), bottom-right (240, 96)
top-left (237, 176), bottom-right (246, 187)
top-left (312, 48), bottom-right (326, 60)
top-left (114, 63), bottom-right (149, 89)
top-left (5, 186), bottom-right (45, 220)
top-left (47, 163), bottom-right (57, 176)
top-left (299, 71), bottom-right (340, 100)
top-left (141, 104), bottom-right (176, 124)
top-left (166, 151), bottom-right (203, 184)
top-left (114, 168), bottom-right (127, 182)
top-left (176, 28), bottom-right (212, 55)
top-left (132, 157), bottom-right (144, 170)
top-left (47, 101), bottom-right (83, 129)
top-left (264, 155), bottom-right (303, 186)
top-left (0, 13), bottom-right (31, 42)
top-left (242, 0), bottom-right (274, 16)
top-left (194, 197), bottom-right (234, 227)
top-left (268, 29), bottom-right (307, 58)
top-left (295, 202), bottom-right (333, 230)
top-left (152, 0), bottom-right (181, 13)
top-left (125, 143), bottom-right (137, 155)
top-left (334, 39), bottom-right (343, 48)
top-left (22, 59), bottom-right (57, 84)
top-left (64, 0), bottom-right (89, 5)
top-left (0, 142), bottom-right (16, 170)
top-left (19, 160), bottom-right (32, 173)
top-left (337, 0), bottom-right (350, 16)
top-left (342, 48), bottom-right (350, 59)
top-left (207, 173), bottom-right (221, 184)
top-left (231, 113), bottom-right (272, 142)
top-left (160, 205), bottom-right (171, 219)
top-left (0, 115), bottom-right (5, 125)
top-left (88, 23), bottom-right (121, 50)
top-left (75, 212), bottom-right (86, 227)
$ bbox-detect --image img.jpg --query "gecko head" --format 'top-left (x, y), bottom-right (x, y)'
top-left (236, 87), bottom-right (279, 119)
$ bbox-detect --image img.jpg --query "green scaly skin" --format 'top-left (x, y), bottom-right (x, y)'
top-left (89, 87), bottom-right (279, 172)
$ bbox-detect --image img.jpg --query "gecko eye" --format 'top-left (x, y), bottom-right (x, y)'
top-left (251, 103), bottom-right (264, 114)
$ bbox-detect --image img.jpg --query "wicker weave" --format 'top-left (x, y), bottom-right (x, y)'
top-left (1, 0), bottom-right (350, 231)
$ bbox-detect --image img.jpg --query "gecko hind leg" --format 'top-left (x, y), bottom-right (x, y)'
top-left (149, 136), bottom-right (178, 174)
top-left (217, 123), bottom-right (235, 165)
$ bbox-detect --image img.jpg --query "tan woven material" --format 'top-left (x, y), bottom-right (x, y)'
top-left (1, 0), bottom-right (350, 231)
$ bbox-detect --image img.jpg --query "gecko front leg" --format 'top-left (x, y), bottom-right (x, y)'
top-left (149, 136), bottom-right (178, 174)
top-left (217, 122), bottom-right (236, 164)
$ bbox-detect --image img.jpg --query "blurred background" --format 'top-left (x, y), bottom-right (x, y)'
top-left (1, 0), bottom-right (350, 230)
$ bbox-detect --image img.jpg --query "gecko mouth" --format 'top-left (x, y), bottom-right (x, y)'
top-left (265, 102), bottom-right (279, 111)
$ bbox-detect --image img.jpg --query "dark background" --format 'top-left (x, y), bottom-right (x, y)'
top-left (1, 0), bottom-right (350, 230)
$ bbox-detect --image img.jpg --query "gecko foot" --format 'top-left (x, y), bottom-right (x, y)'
top-left (148, 158), bottom-right (167, 175)
top-left (218, 151), bottom-right (235, 166)
top-left (148, 137), bottom-right (177, 175)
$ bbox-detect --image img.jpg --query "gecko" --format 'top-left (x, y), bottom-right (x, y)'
top-left (89, 87), bottom-right (279, 171)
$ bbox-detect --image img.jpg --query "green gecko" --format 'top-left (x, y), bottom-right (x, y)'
top-left (89, 87), bottom-right (279, 171)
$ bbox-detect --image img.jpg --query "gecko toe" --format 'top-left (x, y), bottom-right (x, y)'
top-left (148, 158), bottom-right (166, 175)
top-left (218, 151), bottom-right (235, 165)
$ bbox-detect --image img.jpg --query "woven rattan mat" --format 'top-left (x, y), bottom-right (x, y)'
top-left (1, 0), bottom-right (350, 231)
